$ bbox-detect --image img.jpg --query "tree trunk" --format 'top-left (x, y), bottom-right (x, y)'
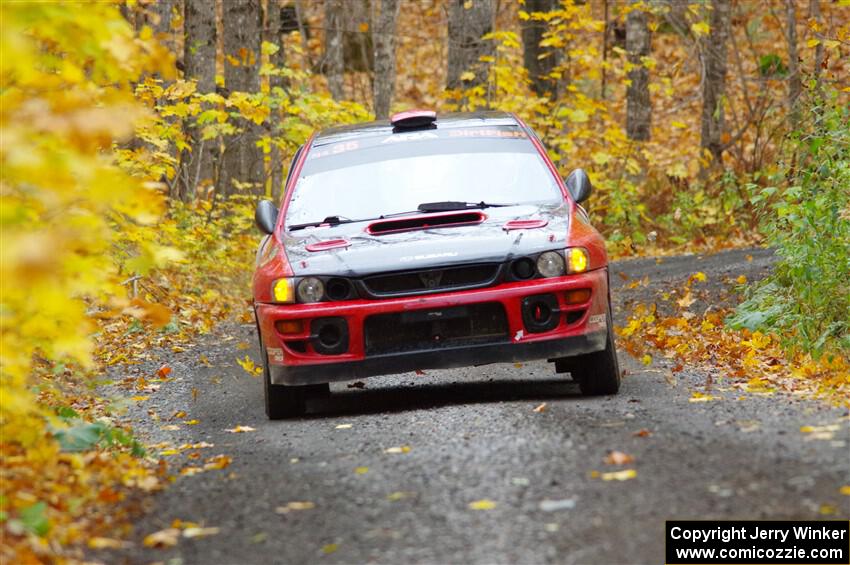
top-left (182, 0), bottom-right (217, 201)
top-left (266, 0), bottom-right (287, 200)
top-left (371, 0), bottom-right (400, 118)
top-left (700, 0), bottom-right (730, 163)
top-left (785, 0), bottom-right (801, 121)
top-left (446, 0), bottom-right (495, 91)
top-left (521, 0), bottom-right (561, 99)
top-left (626, 2), bottom-right (651, 141)
top-left (221, 0), bottom-right (264, 196)
top-left (152, 0), bottom-right (180, 54)
top-left (809, 0), bottom-right (823, 91)
top-left (324, 0), bottom-right (345, 100)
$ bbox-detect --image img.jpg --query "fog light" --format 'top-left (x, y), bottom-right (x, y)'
top-left (565, 289), bottom-right (592, 304)
top-left (567, 248), bottom-right (589, 274)
top-left (272, 278), bottom-right (294, 303)
top-left (297, 277), bottom-right (325, 303)
top-left (275, 320), bottom-right (304, 334)
top-left (537, 251), bottom-right (566, 278)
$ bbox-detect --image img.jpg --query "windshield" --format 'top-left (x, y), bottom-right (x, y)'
top-left (285, 132), bottom-right (562, 228)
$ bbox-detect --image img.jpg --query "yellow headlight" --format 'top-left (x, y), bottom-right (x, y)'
top-left (567, 248), bottom-right (589, 274)
top-left (272, 278), bottom-right (294, 303)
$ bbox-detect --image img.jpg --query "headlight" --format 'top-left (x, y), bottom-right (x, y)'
top-left (296, 277), bottom-right (325, 303)
top-left (537, 251), bottom-right (566, 277)
top-left (566, 247), bottom-right (589, 274)
top-left (271, 278), bottom-right (294, 303)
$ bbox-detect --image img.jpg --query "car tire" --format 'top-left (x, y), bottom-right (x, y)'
top-left (561, 308), bottom-right (621, 396)
top-left (261, 345), bottom-right (329, 419)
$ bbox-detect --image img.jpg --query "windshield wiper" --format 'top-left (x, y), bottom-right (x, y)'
top-left (288, 215), bottom-right (355, 231)
top-left (416, 201), bottom-right (517, 213)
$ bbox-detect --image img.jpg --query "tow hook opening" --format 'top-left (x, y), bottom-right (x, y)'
top-left (521, 294), bottom-right (560, 333)
top-left (310, 317), bottom-right (349, 355)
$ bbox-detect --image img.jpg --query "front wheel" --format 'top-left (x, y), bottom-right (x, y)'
top-left (262, 345), bottom-right (329, 419)
top-left (557, 309), bottom-right (621, 396)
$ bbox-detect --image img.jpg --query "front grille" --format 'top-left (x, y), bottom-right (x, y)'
top-left (364, 302), bottom-right (509, 356)
top-left (362, 263), bottom-right (499, 297)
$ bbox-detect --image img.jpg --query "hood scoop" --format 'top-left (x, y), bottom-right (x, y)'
top-left (502, 218), bottom-right (548, 231)
top-left (305, 238), bottom-right (351, 252)
top-left (367, 211), bottom-right (485, 235)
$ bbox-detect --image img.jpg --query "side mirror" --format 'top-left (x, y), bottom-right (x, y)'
top-left (255, 199), bottom-right (279, 235)
top-left (565, 168), bottom-right (592, 204)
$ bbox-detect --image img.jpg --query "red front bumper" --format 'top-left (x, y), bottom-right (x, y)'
top-left (255, 268), bottom-right (609, 385)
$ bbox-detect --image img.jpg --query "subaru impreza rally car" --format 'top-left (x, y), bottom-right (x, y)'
top-left (252, 110), bottom-right (619, 418)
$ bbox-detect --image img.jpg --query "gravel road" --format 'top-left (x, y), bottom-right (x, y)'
top-left (94, 247), bottom-right (850, 564)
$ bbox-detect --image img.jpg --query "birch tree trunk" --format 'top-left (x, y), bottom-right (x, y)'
top-left (700, 0), bottom-right (730, 163)
top-left (221, 0), bottom-right (264, 196)
top-left (371, 0), bottom-right (400, 119)
top-left (626, 2), bottom-right (651, 141)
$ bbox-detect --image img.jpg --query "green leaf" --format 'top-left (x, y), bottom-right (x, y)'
top-left (20, 502), bottom-right (49, 537)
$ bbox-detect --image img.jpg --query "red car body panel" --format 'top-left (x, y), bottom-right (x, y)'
top-left (252, 112), bottom-right (610, 385)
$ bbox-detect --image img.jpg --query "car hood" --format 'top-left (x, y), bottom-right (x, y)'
top-left (282, 203), bottom-right (570, 277)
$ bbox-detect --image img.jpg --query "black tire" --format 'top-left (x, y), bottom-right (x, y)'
top-left (261, 346), bottom-right (329, 419)
top-left (559, 309), bottom-right (621, 396)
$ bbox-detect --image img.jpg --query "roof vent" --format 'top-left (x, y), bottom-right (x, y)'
top-left (390, 110), bottom-right (437, 131)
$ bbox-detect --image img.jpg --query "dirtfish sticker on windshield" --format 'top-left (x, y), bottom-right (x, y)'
top-left (399, 252), bottom-right (459, 263)
top-left (381, 131), bottom-right (439, 144)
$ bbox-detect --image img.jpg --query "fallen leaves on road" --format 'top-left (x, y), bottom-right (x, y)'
top-left (840, 486), bottom-right (850, 496)
top-left (335, 424), bottom-right (353, 430)
top-left (387, 491), bottom-right (415, 501)
top-left (468, 499), bottom-right (497, 510)
top-left (275, 501), bottom-right (316, 514)
top-left (533, 403), bottom-right (547, 413)
top-left (617, 277), bottom-right (850, 405)
top-left (354, 466), bottom-right (369, 475)
top-left (604, 451), bottom-right (635, 465)
top-left (236, 355), bottom-right (263, 377)
top-left (599, 469), bottom-right (637, 481)
top-left (322, 543), bottom-right (339, 554)
top-left (384, 446), bottom-right (411, 454)
top-left (633, 429), bottom-right (652, 438)
top-left (226, 425), bottom-right (256, 433)
top-left (689, 391), bottom-right (720, 403)
top-left (88, 537), bottom-right (131, 549)
top-left (183, 527), bottom-right (220, 539)
top-left (800, 424), bottom-right (840, 440)
top-left (143, 528), bottom-right (181, 548)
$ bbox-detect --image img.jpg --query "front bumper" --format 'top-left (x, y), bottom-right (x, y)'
top-left (256, 267), bottom-right (609, 385)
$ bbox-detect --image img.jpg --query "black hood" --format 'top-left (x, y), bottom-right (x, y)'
top-left (282, 203), bottom-right (569, 277)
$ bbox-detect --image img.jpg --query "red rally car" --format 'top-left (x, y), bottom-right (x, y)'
top-left (252, 110), bottom-right (620, 419)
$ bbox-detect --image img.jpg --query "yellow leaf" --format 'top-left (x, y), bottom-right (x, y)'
top-left (143, 528), bottom-right (180, 548)
top-left (840, 485), bottom-right (850, 495)
top-left (335, 423), bottom-right (353, 429)
top-left (468, 499), bottom-right (497, 510)
top-left (88, 537), bottom-right (130, 549)
top-left (600, 469), bottom-right (637, 481)
top-left (690, 22), bottom-right (710, 36)
top-left (354, 466), bottom-right (369, 474)
top-left (736, 275), bottom-right (747, 284)
top-left (276, 501), bottom-right (316, 513)
top-left (641, 354), bottom-right (652, 366)
top-left (226, 425), bottom-right (256, 433)
top-left (824, 39), bottom-right (840, 49)
top-left (807, 38), bottom-right (821, 48)
top-left (689, 391), bottom-right (718, 403)
top-left (183, 527), bottom-right (220, 539)
top-left (460, 71), bottom-right (476, 82)
top-left (322, 543), bottom-right (339, 554)
top-left (384, 446), bottom-right (411, 454)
